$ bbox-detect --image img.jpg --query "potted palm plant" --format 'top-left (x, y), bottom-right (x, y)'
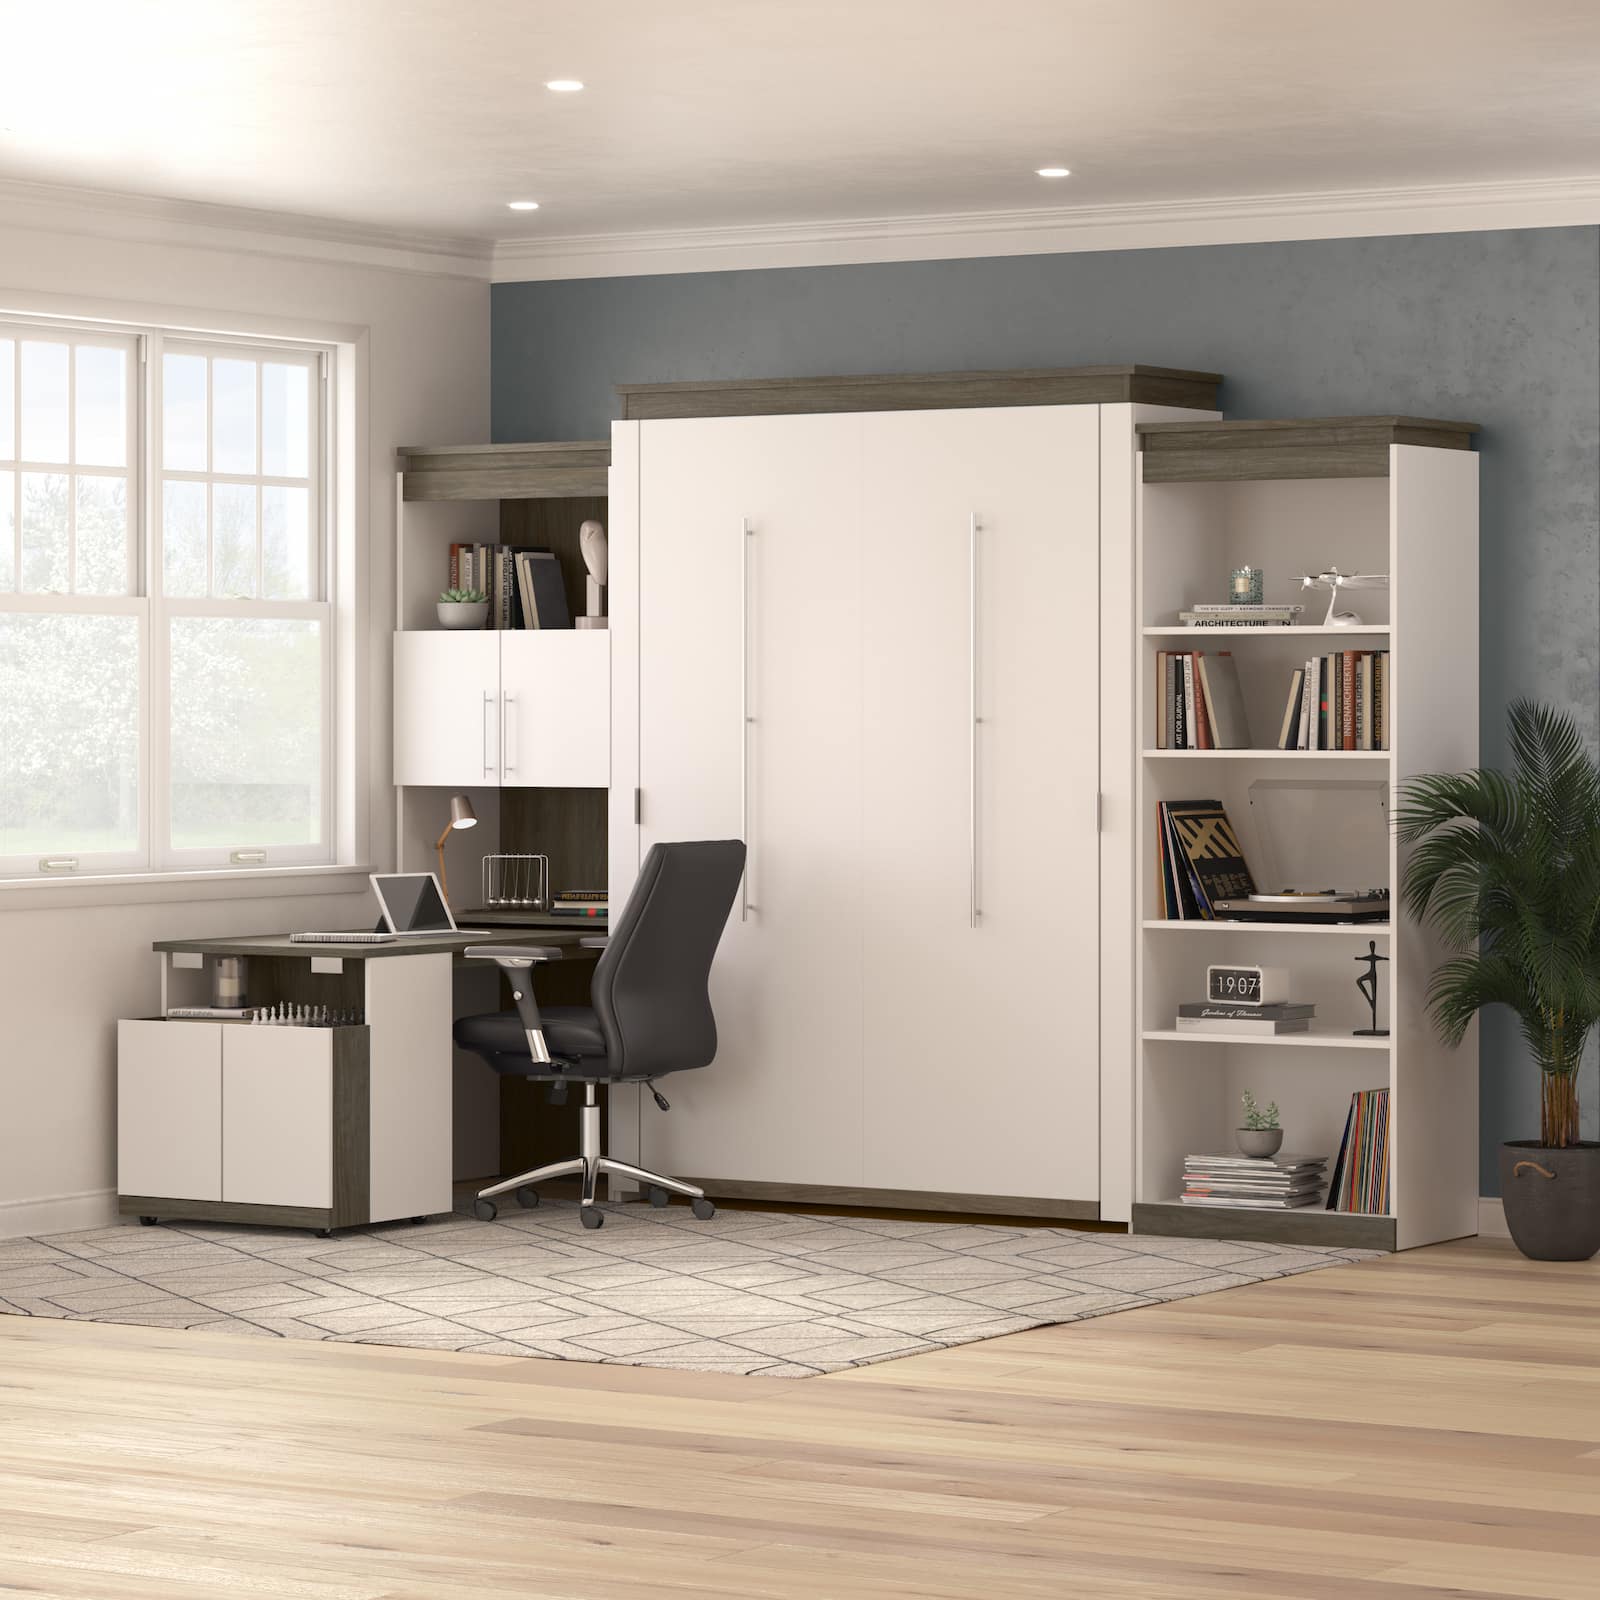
top-left (1398, 699), bottom-right (1600, 1261)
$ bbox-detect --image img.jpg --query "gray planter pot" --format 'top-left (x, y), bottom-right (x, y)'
top-left (1497, 1141), bottom-right (1600, 1261)
top-left (437, 600), bottom-right (489, 630)
top-left (1236, 1127), bottom-right (1284, 1158)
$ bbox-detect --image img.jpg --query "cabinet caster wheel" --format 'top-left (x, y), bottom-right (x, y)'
top-left (580, 1208), bottom-right (604, 1230)
top-left (138, 1215), bottom-right (159, 1227)
top-left (473, 1197), bottom-right (498, 1222)
top-left (515, 1186), bottom-right (540, 1209)
top-left (313, 1229), bottom-right (332, 1239)
top-left (648, 1186), bottom-right (671, 1209)
top-left (691, 1198), bottom-right (717, 1221)
top-left (409, 1216), bottom-right (428, 1226)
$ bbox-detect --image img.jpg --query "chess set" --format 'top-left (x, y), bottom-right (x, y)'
top-left (249, 1004), bottom-right (361, 1028)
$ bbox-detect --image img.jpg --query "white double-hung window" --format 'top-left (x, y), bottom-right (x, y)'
top-left (0, 318), bottom-right (333, 880)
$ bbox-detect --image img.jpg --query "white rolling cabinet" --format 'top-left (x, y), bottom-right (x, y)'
top-left (857, 407), bottom-right (1103, 1201)
top-left (633, 414), bottom-right (866, 1187)
top-left (116, 1020), bottom-right (223, 1202)
top-left (221, 1028), bottom-right (334, 1209)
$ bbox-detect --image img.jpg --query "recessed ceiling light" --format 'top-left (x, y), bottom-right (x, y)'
top-left (507, 200), bottom-right (540, 211)
top-left (545, 79), bottom-right (584, 92)
top-left (1036, 166), bottom-right (1071, 178)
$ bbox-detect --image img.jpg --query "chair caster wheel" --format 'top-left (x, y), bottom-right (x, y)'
top-left (691, 1198), bottom-right (716, 1221)
top-left (580, 1208), bottom-right (604, 1230)
top-left (138, 1215), bottom-right (159, 1227)
top-left (473, 1197), bottom-right (498, 1222)
top-left (648, 1186), bottom-right (671, 1209)
top-left (515, 1186), bottom-right (540, 1209)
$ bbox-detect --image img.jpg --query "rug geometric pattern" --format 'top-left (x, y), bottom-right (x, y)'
top-left (0, 1203), bottom-right (1376, 1377)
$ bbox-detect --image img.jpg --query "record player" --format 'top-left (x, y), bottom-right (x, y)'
top-left (1212, 890), bottom-right (1391, 924)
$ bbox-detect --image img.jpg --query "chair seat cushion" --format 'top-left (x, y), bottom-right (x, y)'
top-left (454, 1006), bottom-right (607, 1063)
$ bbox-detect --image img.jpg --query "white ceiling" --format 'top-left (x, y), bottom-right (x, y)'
top-left (2, 0), bottom-right (1600, 250)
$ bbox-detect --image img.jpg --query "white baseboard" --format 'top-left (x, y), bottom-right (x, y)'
top-left (1477, 1196), bottom-right (1510, 1239)
top-left (0, 1187), bottom-right (118, 1241)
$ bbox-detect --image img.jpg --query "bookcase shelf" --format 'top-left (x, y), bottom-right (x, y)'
top-left (1143, 919), bottom-right (1392, 936)
top-left (1142, 1025), bottom-right (1392, 1051)
top-left (1142, 748), bottom-right (1391, 761)
top-left (1127, 424), bottom-right (1480, 1252)
top-left (1142, 624), bottom-right (1392, 638)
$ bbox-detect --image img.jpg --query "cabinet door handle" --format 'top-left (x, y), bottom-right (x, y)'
top-left (482, 691), bottom-right (496, 778)
top-left (741, 518), bottom-right (754, 921)
top-left (502, 692), bottom-right (516, 776)
top-left (969, 512), bottom-right (981, 929)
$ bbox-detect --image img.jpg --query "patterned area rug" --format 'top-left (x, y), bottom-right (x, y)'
top-left (0, 1203), bottom-right (1375, 1376)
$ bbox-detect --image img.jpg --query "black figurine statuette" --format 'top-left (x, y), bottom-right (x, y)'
top-left (1353, 940), bottom-right (1389, 1037)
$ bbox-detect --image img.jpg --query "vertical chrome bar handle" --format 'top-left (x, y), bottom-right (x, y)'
top-left (502, 693), bottom-right (516, 775)
top-left (970, 512), bottom-right (981, 928)
top-left (741, 518), bottom-right (753, 921)
top-left (482, 690), bottom-right (496, 779)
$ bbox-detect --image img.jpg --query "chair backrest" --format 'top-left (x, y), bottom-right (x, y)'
top-left (591, 839), bottom-right (746, 1078)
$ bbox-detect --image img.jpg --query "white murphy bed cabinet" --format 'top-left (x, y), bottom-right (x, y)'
top-left (605, 368), bottom-right (1223, 1220)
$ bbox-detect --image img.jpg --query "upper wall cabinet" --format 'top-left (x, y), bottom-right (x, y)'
top-left (394, 630), bottom-right (608, 789)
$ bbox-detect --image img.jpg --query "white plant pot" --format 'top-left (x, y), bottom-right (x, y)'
top-left (437, 600), bottom-right (489, 630)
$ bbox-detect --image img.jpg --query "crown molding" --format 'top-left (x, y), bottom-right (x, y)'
top-left (491, 174), bottom-right (1600, 283)
top-left (0, 176), bottom-right (493, 281)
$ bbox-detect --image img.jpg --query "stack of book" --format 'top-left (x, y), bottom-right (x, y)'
top-left (1175, 1000), bottom-right (1315, 1036)
top-left (550, 889), bottom-right (607, 920)
top-left (1178, 603), bottom-right (1303, 628)
top-left (1154, 651), bottom-right (1252, 748)
top-left (1181, 1152), bottom-right (1329, 1210)
top-left (1277, 650), bottom-right (1389, 750)
top-left (449, 542), bottom-right (572, 630)
top-left (1156, 798), bottom-right (1257, 919)
top-left (1327, 1086), bottom-right (1391, 1213)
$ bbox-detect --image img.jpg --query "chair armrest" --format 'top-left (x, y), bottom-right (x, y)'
top-left (463, 944), bottom-right (563, 964)
top-left (578, 936), bottom-right (609, 950)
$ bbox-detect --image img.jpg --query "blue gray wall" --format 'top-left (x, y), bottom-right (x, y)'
top-left (492, 226), bottom-right (1600, 1191)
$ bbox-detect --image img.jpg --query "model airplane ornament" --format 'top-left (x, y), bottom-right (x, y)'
top-left (1297, 565), bottom-right (1389, 627)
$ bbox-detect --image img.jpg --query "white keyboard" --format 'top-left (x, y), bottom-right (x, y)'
top-left (289, 931), bottom-right (396, 944)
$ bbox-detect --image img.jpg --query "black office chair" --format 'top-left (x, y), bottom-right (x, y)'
top-left (454, 839), bottom-right (746, 1229)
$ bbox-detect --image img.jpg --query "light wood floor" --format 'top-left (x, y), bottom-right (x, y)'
top-left (0, 1234), bottom-right (1595, 1599)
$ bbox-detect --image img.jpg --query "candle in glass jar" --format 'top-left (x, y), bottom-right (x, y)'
top-left (1229, 566), bottom-right (1264, 605)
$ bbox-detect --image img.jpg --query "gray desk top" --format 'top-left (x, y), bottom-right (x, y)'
top-left (153, 929), bottom-right (599, 960)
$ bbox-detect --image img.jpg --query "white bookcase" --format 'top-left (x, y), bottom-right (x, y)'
top-left (1128, 418), bottom-right (1480, 1251)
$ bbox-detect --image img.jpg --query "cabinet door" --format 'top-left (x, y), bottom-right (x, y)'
top-left (393, 631), bottom-right (501, 787)
top-left (859, 407), bottom-right (1102, 1201)
top-left (636, 414), bottom-right (865, 1186)
top-left (501, 630), bottom-right (610, 787)
top-left (222, 1028), bottom-right (333, 1209)
top-left (117, 1020), bottom-right (221, 1201)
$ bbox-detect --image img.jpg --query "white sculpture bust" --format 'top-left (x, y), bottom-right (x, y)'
top-left (577, 519), bottom-right (607, 629)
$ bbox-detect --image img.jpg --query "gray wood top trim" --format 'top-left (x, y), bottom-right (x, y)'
top-left (1137, 415), bottom-right (1479, 483)
top-left (398, 441), bottom-right (610, 459)
top-left (681, 1176), bottom-right (1100, 1222)
top-left (399, 441), bottom-right (611, 502)
top-left (153, 930), bottom-right (595, 960)
top-left (617, 365), bottom-right (1223, 420)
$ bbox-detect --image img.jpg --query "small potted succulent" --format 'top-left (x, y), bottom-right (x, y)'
top-left (1237, 1090), bottom-right (1283, 1158)
top-left (437, 587), bottom-right (489, 629)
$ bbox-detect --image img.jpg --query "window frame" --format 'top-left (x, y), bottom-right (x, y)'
top-left (0, 314), bottom-right (337, 882)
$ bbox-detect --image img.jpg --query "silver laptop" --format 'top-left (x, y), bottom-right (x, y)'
top-left (290, 873), bottom-right (489, 943)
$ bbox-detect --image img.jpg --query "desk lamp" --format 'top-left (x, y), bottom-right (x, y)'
top-left (435, 794), bottom-right (477, 905)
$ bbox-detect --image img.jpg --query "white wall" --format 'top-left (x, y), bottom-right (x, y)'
top-left (0, 215), bottom-right (490, 1238)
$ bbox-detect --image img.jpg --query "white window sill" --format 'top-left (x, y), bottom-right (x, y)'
top-left (0, 863), bottom-right (376, 912)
